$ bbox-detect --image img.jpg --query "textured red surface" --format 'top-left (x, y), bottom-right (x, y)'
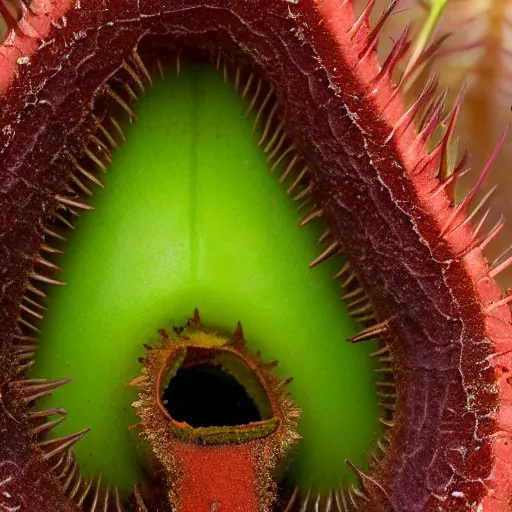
top-left (171, 440), bottom-right (262, 512)
top-left (0, 0), bottom-right (511, 510)
top-left (0, 0), bottom-right (73, 93)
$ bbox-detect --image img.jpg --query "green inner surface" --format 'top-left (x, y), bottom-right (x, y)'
top-left (33, 63), bottom-right (382, 494)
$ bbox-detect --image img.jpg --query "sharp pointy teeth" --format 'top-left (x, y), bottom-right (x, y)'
top-left (26, 407), bottom-right (67, 420)
top-left (122, 82), bottom-right (139, 104)
top-left (19, 304), bottom-right (43, 321)
top-left (441, 126), bottom-right (508, 238)
top-left (54, 211), bottom-right (76, 230)
top-left (31, 415), bottom-right (67, 436)
top-left (258, 102), bottom-right (279, 146)
top-left (333, 262), bottom-right (351, 281)
top-left (122, 61), bottom-right (146, 92)
top-left (133, 484), bottom-right (149, 511)
top-left (298, 208), bottom-right (323, 227)
top-left (232, 321), bottom-right (245, 345)
top-left (126, 375), bottom-right (149, 388)
top-left (109, 114), bottom-right (126, 141)
top-left (309, 241), bottom-right (342, 269)
top-left (187, 308), bottom-right (202, 327)
top-left (379, 417), bottom-right (395, 428)
top-left (97, 121), bottom-right (118, 149)
top-left (318, 228), bottom-right (331, 243)
top-left (13, 334), bottom-right (39, 342)
top-left (43, 226), bottom-right (66, 241)
top-left (15, 378), bottom-right (73, 404)
top-left (131, 50), bottom-right (152, 85)
top-left (69, 173), bottom-right (93, 196)
top-left (38, 428), bottom-right (90, 460)
top-left (340, 270), bottom-right (357, 289)
top-left (83, 146), bottom-right (108, 173)
top-left (75, 478), bottom-right (94, 507)
top-left (55, 195), bottom-right (95, 211)
top-left (18, 317), bottom-right (41, 333)
top-left (370, 345), bottom-right (390, 358)
top-left (61, 459), bottom-right (79, 493)
top-left (30, 272), bottom-right (65, 286)
top-left (265, 128), bottom-right (286, 159)
top-left (105, 85), bottom-right (138, 120)
top-left (348, 320), bottom-right (389, 344)
top-left (26, 284), bottom-right (47, 298)
top-left (35, 255), bottom-right (62, 272)
top-left (279, 155), bottom-right (299, 184)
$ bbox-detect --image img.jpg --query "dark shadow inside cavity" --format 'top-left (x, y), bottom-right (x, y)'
top-left (164, 365), bottom-right (261, 427)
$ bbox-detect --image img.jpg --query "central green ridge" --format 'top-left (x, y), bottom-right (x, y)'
top-left (33, 63), bottom-right (382, 494)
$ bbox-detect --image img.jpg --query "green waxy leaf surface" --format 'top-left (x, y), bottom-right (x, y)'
top-left (33, 63), bottom-right (382, 494)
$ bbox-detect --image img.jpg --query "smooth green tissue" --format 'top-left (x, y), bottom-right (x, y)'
top-left (33, 63), bottom-right (381, 493)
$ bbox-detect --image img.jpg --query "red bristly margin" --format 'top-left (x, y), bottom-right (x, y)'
top-left (0, 0), bottom-right (511, 510)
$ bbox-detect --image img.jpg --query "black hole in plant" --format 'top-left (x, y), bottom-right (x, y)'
top-left (164, 365), bottom-right (262, 428)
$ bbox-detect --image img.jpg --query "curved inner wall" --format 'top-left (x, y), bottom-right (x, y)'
top-left (32, 62), bottom-right (382, 494)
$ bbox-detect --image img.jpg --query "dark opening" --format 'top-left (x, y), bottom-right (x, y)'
top-left (164, 365), bottom-right (262, 428)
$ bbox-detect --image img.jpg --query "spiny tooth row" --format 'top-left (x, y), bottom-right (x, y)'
top-left (348, 0), bottom-right (512, 289)
top-left (214, 50), bottom-right (230, 83)
top-left (56, 460), bottom-right (125, 512)
top-left (250, 45), bottom-right (402, 440)
top-left (52, 449), bottom-right (74, 478)
top-left (284, 477), bottom-right (375, 512)
top-left (344, 460), bottom-right (380, 508)
top-left (12, 377), bottom-right (92, 491)
top-left (52, 452), bottom-right (91, 507)
top-left (13, 343), bottom-right (37, 361)
top-left (219, 6), bottom-right (512, 509)
top-left (17, 52), bottom-right (153, 348)
top-left (131, 49), bottom-right (153, 85)
top-left (23, 126), bottom-right (116, 335)
top-left (16, 279), bottom-right (58, 345)
top-left (216, 55), bottom-right (315, 216)
top-left (17, 269), bottom-right (62, 346)
top-left (106, 85), bottom-right (137, 121)
top-left (218, 54), bottom-right (400, 425)
top-left (61, 456), bottom-right (81, 496)
top-left (397, 68), bottom-right (512, 287)
top-left (52, 52), bottom-right (153, 226)
top-left (88, 478), bottom-right (117, 512)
